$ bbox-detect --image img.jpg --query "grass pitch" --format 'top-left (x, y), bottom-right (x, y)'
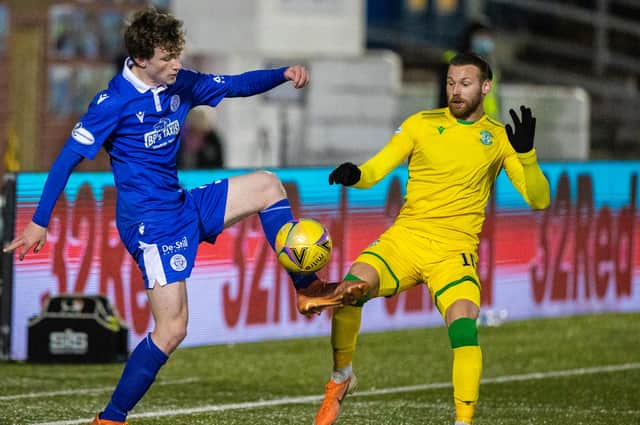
top-left (1, 312), bottom-right (638, 424)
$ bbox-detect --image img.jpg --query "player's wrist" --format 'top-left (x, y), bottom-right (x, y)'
top-left (31, 212), bottom-right (50, 228)
top-left (516, 148), bottom-right (538, 164)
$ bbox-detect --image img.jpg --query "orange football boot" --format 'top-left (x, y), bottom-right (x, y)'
top-left (314, 374), bottom-right (357, 425)
top-left (91, 414), bottom-right (128, 425)
top-left (297, 280), bottom-right (369, 315)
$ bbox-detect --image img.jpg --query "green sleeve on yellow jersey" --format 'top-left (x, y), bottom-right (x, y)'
top-left (503, 148), bottom-right (551, 209)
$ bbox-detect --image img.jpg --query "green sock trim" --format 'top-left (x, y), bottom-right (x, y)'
top-left (352, 298), bottom-right (368, 307)
top-left (344, 273), bottom-right (369, 306)
top-left (448, 317), bottom-right (478, 349)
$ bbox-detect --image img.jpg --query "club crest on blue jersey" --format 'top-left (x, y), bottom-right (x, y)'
top-left (144, 118), bottom-right (180, 149)
top-left (71, 122), bottom-right (95, 145)
top-left (479, 130), bottom-right (493, 146)
top-left (170, 95), bottom-right (180, 112)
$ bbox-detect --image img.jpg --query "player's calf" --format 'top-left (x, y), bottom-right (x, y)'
top-left (449, 317), bottom-right (482, 425)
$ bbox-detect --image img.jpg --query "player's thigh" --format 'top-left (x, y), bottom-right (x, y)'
top-left (354, 226), bottom-right (422, 298)
top-left (147, 279), bottom-right (188, 327)
top-left (224, 171), bottom-right (286, 227)
top-left (189, 179), bottom-right (228, 243)
top-left (426, 250), bottom-right (481, 318)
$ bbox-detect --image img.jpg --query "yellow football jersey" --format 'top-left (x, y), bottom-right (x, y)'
top-left (355, 107), bottom-right (549, 246)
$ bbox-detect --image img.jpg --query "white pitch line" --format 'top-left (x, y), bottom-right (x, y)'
top-left (0, 378), bottom-right (199, 401)
top-left (30, 362), bottom-right (640, 425)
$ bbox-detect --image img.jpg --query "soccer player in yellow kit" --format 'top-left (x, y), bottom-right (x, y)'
top-left (313, 53), bottom-right (550, 425)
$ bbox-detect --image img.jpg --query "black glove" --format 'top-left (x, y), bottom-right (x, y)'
top-left (506, 105), bottom-right (536, 153)
top-left (328, 162), bottom-right (361, 186)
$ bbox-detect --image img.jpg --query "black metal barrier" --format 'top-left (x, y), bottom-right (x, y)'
top-left (27, 294), bottom-right (128, 363)
top-left (0, 173), bottom-right (16, 360)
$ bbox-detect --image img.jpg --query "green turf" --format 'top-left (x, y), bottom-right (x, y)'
top-left (1, 312), bottom-right (638, 424)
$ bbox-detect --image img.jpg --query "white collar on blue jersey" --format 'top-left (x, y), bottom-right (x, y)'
top-left (122, 57), bottom-right (168, 94)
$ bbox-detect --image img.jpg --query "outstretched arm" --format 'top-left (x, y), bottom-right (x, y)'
top-left (329, 128), bottom-right (413, 189)
top-left (503, 105), bottom-right (550, 209)
top-left (3, 143), bottom-right (83, 260)
top-left (193, 65), bottom-right (310, 106)
top-left (225, 65), bottom-right (309, 97)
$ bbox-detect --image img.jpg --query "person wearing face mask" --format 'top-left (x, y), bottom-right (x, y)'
top-left (439, 18), bottom-right (502, 120)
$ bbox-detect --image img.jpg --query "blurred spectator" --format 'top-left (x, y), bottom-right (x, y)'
top-left (81, 16), bottom-right (100, 59)
top-left (178, 108), bottom-right (224, 169)
top-left (424, 0), bottom-right (465, 46)
top-left (0, 5), bottom-right (7, 54)
top-left (438, 17), bottom-right (502, 119)
top-left (55, 27), bottom-right (76, 58)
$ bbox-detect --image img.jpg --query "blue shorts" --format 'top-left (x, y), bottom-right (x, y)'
top-left (119, 179), bottom-right (229, 288)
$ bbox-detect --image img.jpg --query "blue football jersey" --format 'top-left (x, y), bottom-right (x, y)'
top-left (65, 62), bottom-right (284, 227)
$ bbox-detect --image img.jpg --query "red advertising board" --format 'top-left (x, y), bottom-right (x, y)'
top-left (9, 165), bottom-right (639, 360)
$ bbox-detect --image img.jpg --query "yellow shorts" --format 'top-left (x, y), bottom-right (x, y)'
top-left (354, 224), bottom-right (481, 317)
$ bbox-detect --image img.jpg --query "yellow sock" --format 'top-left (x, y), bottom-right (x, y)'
top-left (331, 305), bottom-right (362, 369)
top-left (452, 345), bottom-right (482, 423)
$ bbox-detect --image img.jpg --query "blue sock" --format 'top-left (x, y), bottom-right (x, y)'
top-left (259, 198), bottom-right (317, 289)
top-left (100, 333), bottom-right (168, 422)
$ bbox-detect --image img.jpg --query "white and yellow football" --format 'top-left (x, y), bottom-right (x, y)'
top-left (274, 218), bottom-right (332, 273)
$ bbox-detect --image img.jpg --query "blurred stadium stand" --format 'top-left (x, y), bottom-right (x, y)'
top-left (0, 0), bottom-right (638, 174)
top-left (368, 0), bottom-right (640, 159)
top-left (491, 0), bottom-right (640, 158)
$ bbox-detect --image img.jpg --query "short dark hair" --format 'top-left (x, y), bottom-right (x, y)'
top-left (449, 52), bottom-right (493, 82)
top-left (124, 7), bottom-right (185, 60)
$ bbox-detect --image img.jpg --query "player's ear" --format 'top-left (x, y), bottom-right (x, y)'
top-left (481, 79), bottom-right (492, 96)
top-left (132, 57), bottom-right (146, 68)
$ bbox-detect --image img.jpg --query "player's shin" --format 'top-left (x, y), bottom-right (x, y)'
top-left (448, 317), bottom-right (482, 424)
top-left (314, 305), bottom-right (362, 425)
top-left (99, 333), bottom-right (168, 422)
top-left (258, 198), bottom-right (317, 288)
top-left (331, 305), bottom-right (363, 374)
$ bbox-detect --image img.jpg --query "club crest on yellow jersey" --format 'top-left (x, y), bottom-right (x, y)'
top-left (479, 130), bottom-right (493, 145)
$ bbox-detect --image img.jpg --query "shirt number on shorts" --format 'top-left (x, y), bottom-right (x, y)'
top-left (461, 253), bottom-right (476, 267)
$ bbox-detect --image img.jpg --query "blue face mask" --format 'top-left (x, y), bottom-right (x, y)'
top-left (471, 36), bottom-right (494, 56)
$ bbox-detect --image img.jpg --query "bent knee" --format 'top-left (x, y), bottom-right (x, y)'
top-left (255, 170), bottom-right (286, 202)
top-left (445, 299), bottom-right (479, 325)
top-left (154, 321), bottom-right (188, 353)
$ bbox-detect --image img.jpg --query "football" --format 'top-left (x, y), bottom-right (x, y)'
top-left (274, 218), bottom-right (332, 273)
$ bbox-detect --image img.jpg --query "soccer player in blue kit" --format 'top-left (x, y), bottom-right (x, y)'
top-left (3, 7), bottom-right (366, 425)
